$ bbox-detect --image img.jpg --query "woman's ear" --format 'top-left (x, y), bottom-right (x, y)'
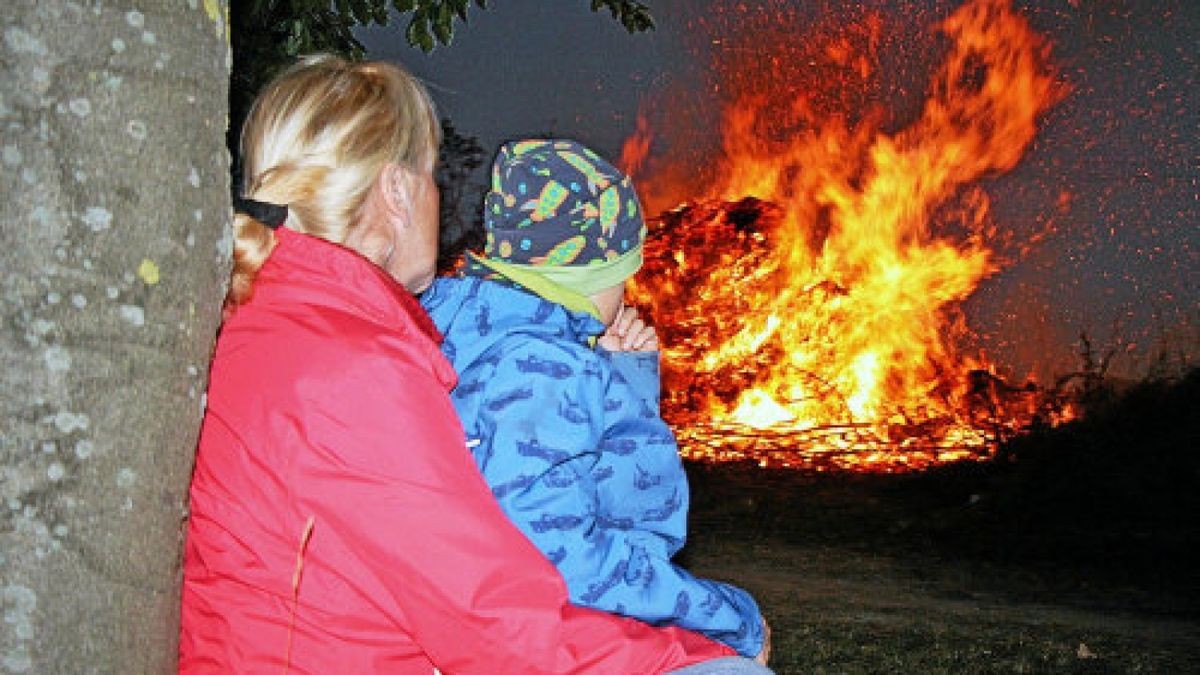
top-left (381, 162), bottom-right (417, 223)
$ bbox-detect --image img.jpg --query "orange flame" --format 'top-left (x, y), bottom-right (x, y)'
top-left (619, 112), bottom-right (654, 179)
top-left (626, 0), bottom-right (1068, 470)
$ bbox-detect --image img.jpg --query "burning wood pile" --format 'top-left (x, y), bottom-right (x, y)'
top-left (632, 198), bottom-right (1071, 471)
top-left (624, 0), bottom-right (1075, 471)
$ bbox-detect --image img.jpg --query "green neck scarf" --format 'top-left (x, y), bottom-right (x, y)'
top-left (469, 254), bottom-right (602, 321)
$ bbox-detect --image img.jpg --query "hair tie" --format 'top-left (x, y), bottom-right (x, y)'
top-left (233, 197), bottom-right (288, 230)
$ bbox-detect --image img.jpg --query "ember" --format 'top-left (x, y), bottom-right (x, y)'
top-left (624, 0), bottom-right (1073, 471)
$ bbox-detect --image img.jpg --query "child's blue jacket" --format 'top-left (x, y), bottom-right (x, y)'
top-left (421, 276), bottom-right (764, 657)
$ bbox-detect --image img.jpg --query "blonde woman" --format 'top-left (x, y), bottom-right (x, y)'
top-left (178, 56), bottom-right (733, 673)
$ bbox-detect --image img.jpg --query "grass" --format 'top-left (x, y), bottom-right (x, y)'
top-left (679, 368), bottom-right (1200, 673)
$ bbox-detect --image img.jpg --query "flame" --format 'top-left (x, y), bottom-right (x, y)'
top-left (625, 0), bottom-right (1069, 471)
top-left (619, 112), bottom-right (654, 179)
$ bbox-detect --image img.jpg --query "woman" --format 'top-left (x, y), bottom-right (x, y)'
top-left (178, 56), bottom-right (740, 673)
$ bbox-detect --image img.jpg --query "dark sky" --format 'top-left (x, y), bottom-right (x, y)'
top-left (360, 0), bottom-right (673, 156)
top-left (360, 0), bottom-right (1198, 383)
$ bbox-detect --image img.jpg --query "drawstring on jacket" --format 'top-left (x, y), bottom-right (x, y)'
top-left (284, 516), bottom-right (316, 674)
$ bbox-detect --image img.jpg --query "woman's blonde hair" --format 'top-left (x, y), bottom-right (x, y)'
top-left (227, 54), bottom-right (441, 307)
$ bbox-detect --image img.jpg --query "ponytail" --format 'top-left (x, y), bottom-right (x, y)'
top-left (226, 212), bottom-right (278, 309)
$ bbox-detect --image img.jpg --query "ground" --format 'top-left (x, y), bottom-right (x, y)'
top-left (681, 464), bottom-right (1200, 674)
top-left (689, 533), bottom-right (1198, 673)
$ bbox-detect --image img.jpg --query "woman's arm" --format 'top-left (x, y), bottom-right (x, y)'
top-left (296, 346), bottom-right (732, 674)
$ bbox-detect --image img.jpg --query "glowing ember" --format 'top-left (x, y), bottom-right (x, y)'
top-left (624, 0), bottom-right (1071, 471)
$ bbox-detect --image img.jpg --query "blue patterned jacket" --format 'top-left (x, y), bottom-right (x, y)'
top-left (421, 276), bottom-right (764, 657)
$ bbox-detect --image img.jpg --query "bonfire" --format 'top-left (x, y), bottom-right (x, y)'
top-left (623, 0), bottom-right (1074, 471)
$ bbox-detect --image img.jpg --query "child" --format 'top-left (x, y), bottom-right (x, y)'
top-left (421, 139), bottom-right (768, 660)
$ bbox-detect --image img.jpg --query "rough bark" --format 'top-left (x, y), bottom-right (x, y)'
top-left (1, 1), bottom-right (229, 671)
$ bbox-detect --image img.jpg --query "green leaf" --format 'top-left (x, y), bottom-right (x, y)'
top-left (392, 0), bottom-right (417, 12)
top-left (372, 1), bottom-right (389, 24)
top-left (406, 15), bottom-right (435, 52)
top-left (589, 1), bottom-right (655, 34)
top-left (293, 0), bottom-right (326, 13)
top-left (622, 6), bottom-right (654, 33)
top-left (348, 0), bottom-right (372, 24)
top-left (433, 2), bottom-right (454, 44)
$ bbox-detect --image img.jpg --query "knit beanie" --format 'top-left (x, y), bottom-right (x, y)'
top-left (475, 138), bottom-right (646, 297)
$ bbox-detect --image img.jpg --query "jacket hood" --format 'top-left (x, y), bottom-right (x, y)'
top-left (421, 276), bottom-right (605, 371)
top-left (265, 227), bottom-right (444, 345)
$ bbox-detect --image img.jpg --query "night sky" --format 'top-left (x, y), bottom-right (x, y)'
top-left (360, 0), bottom-right (1197, 383)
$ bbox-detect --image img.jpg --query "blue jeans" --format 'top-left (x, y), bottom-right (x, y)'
top-left (668, 656), bottom-right (775, 674)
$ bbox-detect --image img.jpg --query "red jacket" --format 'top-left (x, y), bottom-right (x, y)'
top-left (179, 228), bottom-right (732, 674)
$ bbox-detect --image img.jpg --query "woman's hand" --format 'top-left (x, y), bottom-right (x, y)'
top-left (597, 306), bottom-right (659, 352)
top-left (754, 616), bottom-right (772, 667)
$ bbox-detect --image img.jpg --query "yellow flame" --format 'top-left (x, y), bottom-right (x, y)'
top-left (627, 0), bottom-right (1065, 469)
top-left (732, 389), bottom-right (796, 428)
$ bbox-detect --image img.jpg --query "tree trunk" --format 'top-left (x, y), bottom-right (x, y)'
top-left (1, 1), bottom-right (229, 671)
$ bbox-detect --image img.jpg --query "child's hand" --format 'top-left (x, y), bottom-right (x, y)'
top-left (597, 306), bottom-right (659, 352)
top-left (755, 616), bottom-right (772, 666)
